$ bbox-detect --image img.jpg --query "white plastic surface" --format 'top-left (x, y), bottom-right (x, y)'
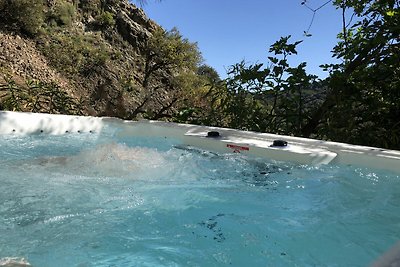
top-left (0, 111), bottom-right (103, 135)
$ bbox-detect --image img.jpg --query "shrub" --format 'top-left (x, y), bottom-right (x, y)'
top-left (0, 0), bottom-right (45, 36)
top-left (94, 11), bottom-right (116, 30)
top-left (79, 0), bottom-right (101, 16)
top-left (0, 78), bottom-right (81, 114)
top-left (48, 1), bottom-right (76, 27)
top-left (39, 31), bottom-right (111, 75)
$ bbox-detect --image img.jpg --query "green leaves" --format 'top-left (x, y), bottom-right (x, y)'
top-left (93, 11), bottom-right (116, 30)
top-left (386, 9), bottom-right (396, 16)
top-left (219, 36), bottom-right (316, 134)
top-left (269, 36), bottom-right (303, 55)
top-left (0, 0), bottom-right (45, 36)
top-left (129, 27), bottom-right (204, 120)
top-left (146, 27), bottom-right (202, 75)
top-left (39, 31), bottom-right (111, 75)
top-left (0, 78), bottom-right (81, 114)
top-left (53, 1), bottom-right (76, 26)
top-left (311, 0), bottom-right (400, 149)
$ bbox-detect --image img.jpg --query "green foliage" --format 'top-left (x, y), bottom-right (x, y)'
top-left (197, 64), bottom-right (221, 83)
top-left (121, 74), bottom-right (141, 94)
top-left (199, 37), bottom-right (316, 134)
top-left (0, 77), bottom-right (82, 114)
top-left (48, 1), bottom-right (77, 27)
top-left (174, 37), bottom-right (318, 135)
top-left (0, 0), bottom-right (45, 36)
top-left (145, 28), bottom-right (202, 76)
top-left (172, 64), bottom-right (227, 126)
top-left (306, 0), bottom-right (400, 149)
top-left (39, 30), bottom-right (111, 75)
top-left (78, 0), bottom-right (102, 16)
top-left (94, 11), bottom-right (116, 30)
top-left (128, 27), bottom-right (203, 119)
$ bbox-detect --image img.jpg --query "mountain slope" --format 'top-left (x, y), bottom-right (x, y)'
top-left (0, 0), bottom-right (201, 118)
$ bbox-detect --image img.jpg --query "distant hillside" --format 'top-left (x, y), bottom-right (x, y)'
top-left (0, 0), bottom-right (204, 118)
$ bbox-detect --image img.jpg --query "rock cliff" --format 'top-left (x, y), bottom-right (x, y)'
top-left (0, 0), bottom-right (186, 118)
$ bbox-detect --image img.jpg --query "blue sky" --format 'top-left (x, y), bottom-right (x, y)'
top-left (142, 0), bottom-right (344, 79)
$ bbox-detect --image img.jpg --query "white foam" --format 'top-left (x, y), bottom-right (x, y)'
top-left (0, 258), bottom-right (31, 267)
top-left (38, 143), bottom-right (168, 178)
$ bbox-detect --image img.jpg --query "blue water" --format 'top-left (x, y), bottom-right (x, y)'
top-left (1, 128), bottom-right (400, 266)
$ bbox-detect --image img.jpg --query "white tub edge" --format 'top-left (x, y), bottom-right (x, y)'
top-left (1, 111), bottom-right (399, 174)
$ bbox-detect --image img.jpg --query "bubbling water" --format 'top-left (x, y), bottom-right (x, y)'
top-left (36, 143), bottom-right (168, 178)
top-left (1, 134), bottom-right (400, 267)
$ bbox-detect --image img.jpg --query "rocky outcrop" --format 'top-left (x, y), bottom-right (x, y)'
top-left (108, 0), bottom-right (158, 49)
top-left (0, 0), bottom-right (175, 118)
top-left (0, 33), bottom-right (74, 95)
top-left (118, 1), bottom-right (157, 30)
